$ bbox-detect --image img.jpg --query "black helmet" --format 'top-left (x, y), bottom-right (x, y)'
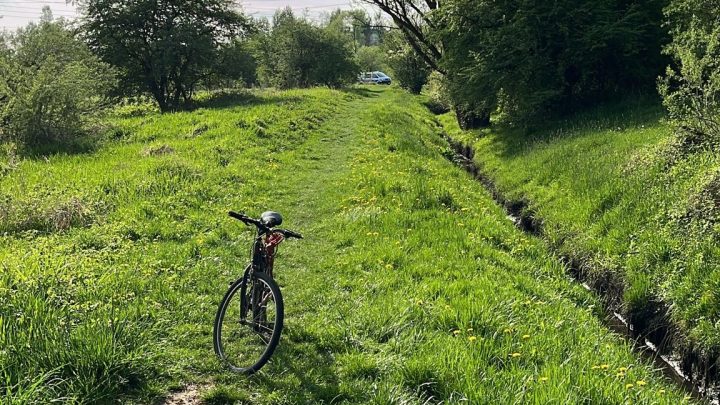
top-left (260, 211), bottom-right (283, 227)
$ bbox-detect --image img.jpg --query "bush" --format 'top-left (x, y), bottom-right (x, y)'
top-left (435, 0), bottom-right (668, 126)
top-left (659, 0), bottom-right (720, 146)
top-left (355, 46), bottom-right (388, 73)
top-left (385, 31), bottom-right (429, 94)
top-left (256, 8), bottom-right (358, 89)
top-left (422, 72), bottom-right (452, 114)
top-left (0, 17), bottom-right (116, 150)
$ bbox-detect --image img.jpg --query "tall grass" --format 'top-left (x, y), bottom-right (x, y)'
top-left (441, 97), bottom-right (720, 372)
top-left (1, 87), bottom-right (693, 403)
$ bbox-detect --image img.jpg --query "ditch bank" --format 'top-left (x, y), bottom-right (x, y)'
top-left (437, 125), bottom-right (718, 402)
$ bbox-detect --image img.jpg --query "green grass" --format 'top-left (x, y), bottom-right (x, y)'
top-left (1, 87), bottom-right (693, 403)
top-left (439, 98), bottom-right (720, 363)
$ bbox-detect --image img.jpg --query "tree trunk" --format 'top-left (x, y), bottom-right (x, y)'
top-left (455, 107), bottom-right (490, 130)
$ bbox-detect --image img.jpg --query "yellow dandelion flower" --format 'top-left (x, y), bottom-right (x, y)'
top-left (539, 377), bottom-right (548, 382)
top-left (626, 384), bottom-right (634, 389)
top-left (503, 328), bottom-right (512, 333)
top-left (658, 389), bottom-right (665, 395)
top-left (452, 330), bottom-right (461, 335)
top-left (468, 336), bottom-right (477, 342)
top-left (636, 380), bottom-right (646, 387)
top-left (591, 365), bottom-right (601, 370)
top-left (600, 364), bottom-right (610, 370)
top-left (522, 334), bottom-right (530, 339)
top-left (385, 264), bottom-right (394, 270)
top-left (511, 352), bottom-right (521, 358)
top-left (618, 367), bottom-right (628, 372)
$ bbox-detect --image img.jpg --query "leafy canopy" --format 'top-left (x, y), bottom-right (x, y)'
top-left (79, 0), bottom-right (250, 111)
top-left (255, 8), bottom-right (358, 89)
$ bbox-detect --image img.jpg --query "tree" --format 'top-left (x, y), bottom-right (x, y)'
top-left (368, 0), bottom-right (669, 128)
top-left (0, 12), bottom-right (116, 149)
top-left (255, 8), bottom-right (358, 89)
top-left (355, 46), bottom-right (388, 72)
top-left (362, 0), bottom-right (494, 127)
top-left (384, 31), bottom-right (428, 93)
top-left (204, 38), bottom-right (257, 89)
top-left (79, 0), bottom-right (250, 112)
top-left (659, 0), bottom-right (720, 145)
top-left (436, 0), bottom-right (668, 126)
top-left (361, 0), bottom-right (442, 72)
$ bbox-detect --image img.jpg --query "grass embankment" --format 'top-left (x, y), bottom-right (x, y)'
top-left (1, 87), bottom-right (691, 403)
top-left (440, 100), bottom-right (720, 379)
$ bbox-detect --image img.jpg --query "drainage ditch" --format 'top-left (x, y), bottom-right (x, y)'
top-left (439, 129), bottom-right (718, 403)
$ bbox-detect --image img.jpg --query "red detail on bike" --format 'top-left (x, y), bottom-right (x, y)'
top-left (264, 232), bottom-right (285, 271)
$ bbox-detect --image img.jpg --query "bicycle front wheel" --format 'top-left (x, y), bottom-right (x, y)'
top-left (213, 270), bottom-right (284, 374)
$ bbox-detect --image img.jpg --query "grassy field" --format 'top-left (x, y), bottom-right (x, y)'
top-left (440, 99), bottom-right (720, 376)
top-left (1, 87), bottom-right (694, 403)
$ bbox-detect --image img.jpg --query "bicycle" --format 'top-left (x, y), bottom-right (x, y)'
top-left (213, 210), bottom-right (302, 374)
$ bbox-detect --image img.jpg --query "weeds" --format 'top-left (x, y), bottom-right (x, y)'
top-left (0, 87), bottom-right (694, 403)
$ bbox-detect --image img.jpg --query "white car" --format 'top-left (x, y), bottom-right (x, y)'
top-left (359, 71), bottom-right (392, 85)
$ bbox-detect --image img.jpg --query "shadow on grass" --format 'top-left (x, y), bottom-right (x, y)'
top-left (17, 136), bottom-right (102, 160)
top-left (486, 96), bottom-right (666, 159)
top-left (250, 337), bottom-right (347, 403)
top-left (191, 90), bottom-right (305, 111)
top-left (341, 86), bottom-right (384, 99)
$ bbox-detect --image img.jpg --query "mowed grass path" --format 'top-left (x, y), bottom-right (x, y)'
top-left (1, 87), bottom-right (691, 403)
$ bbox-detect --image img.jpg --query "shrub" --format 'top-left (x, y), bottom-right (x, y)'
top-left (435, 0), bottom-right (668, 126)
top-left (659, 0), bottom-right (720, 146)
top-left (355, 46), bottom-right (388, 73)
top-left (0, 16), bottom-right (116, 150)
top-left (422, 72), bottom-right (451, 114)
top-left (81, 0), bottom-right (250, 112)
top-left (256, 8), bottom-right (358, 89)
top-left (385, 31), bottom-right (429, 94)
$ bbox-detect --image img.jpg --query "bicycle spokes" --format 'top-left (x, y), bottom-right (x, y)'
top-left (214, 273), bottom-right (283, 373)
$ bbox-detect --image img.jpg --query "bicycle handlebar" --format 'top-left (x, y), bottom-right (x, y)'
top-left (228, 211), bottom-right (303, 239)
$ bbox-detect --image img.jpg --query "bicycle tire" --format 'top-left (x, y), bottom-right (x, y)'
top-left (213, 270), bottom-right (284, 374)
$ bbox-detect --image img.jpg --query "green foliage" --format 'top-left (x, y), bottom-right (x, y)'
top-left (385, 31), bottom-right (429, 94)
top-left (434, 0), bottom-right (668, 126)
top-left (355, 46), bottom-right (388, 73)
top-left (203, 39), bottom-right (258, 89)
top-left (659, 0), bottom-right (720, 146)
top-left (443, 94), bottom-right (720, 367)
top-left (422, 71), bottom-right (452, 114)
top-left (0, 16), bottom-right (116, 150)
top-left (0, 87), bottom-right (693, 403)
top-left (324, 9), bottom-right (387, 48)
top-left (255, 8), bottom-right (358, 89)
top-left (79, 0), bottom-right (250, 112)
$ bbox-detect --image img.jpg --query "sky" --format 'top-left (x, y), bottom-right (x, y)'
top-left (0, 0), bottom-right (360, 31)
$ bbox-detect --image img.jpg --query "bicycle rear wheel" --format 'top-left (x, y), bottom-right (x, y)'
top-left (213, 270), bottom-right (284, 374)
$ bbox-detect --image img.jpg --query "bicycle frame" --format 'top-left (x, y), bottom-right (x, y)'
top-left (249, 228), bottom-right (285, 278)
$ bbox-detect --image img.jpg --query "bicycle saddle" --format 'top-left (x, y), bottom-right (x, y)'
top-left (260, 211), bottom-right (283, 227)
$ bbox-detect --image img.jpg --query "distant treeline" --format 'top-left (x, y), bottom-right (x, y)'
top-left (0, 1), bottom-right (397, 151)
top-left (1, 0), bottom-right (718, 151)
